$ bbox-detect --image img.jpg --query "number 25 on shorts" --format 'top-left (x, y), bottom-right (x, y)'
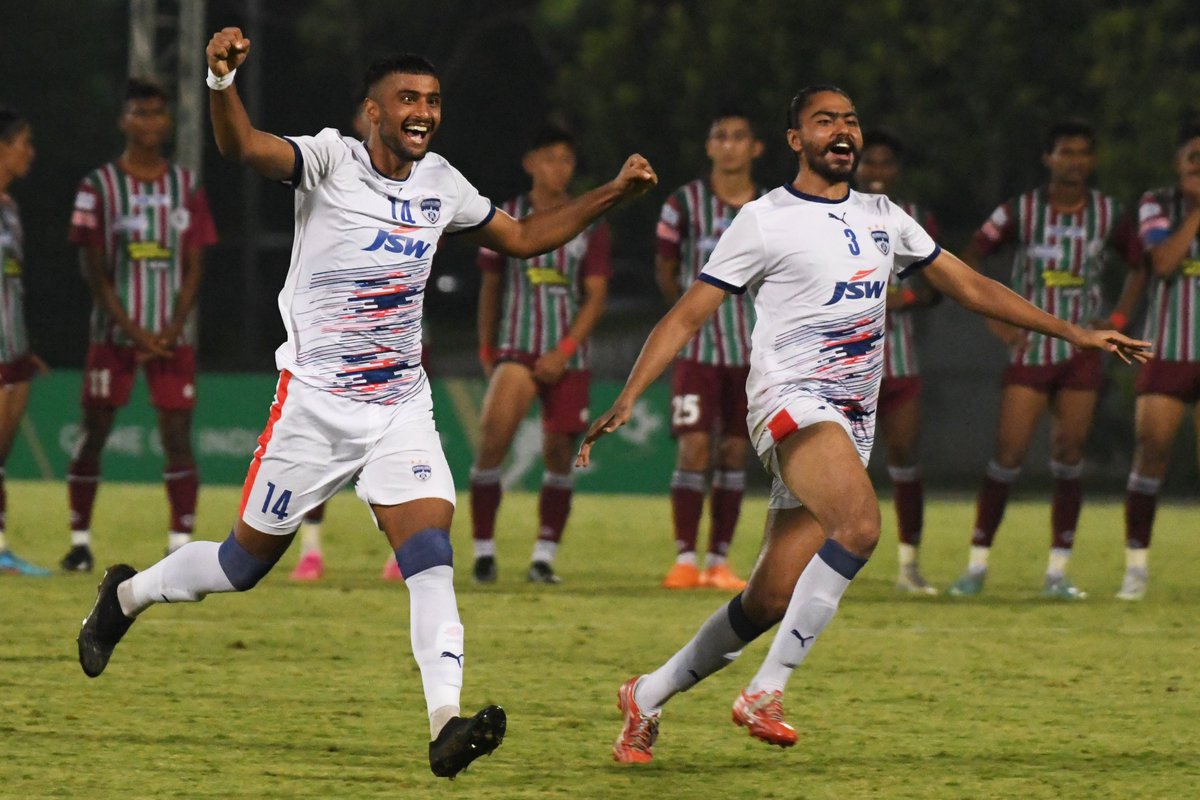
top-left (261, 481), bottom-right (293, 520)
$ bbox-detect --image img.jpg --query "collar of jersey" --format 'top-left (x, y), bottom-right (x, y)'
top-left (782, 183), bottom-right (850, 204)
top-left (354, 141), bottom-right (418, 189)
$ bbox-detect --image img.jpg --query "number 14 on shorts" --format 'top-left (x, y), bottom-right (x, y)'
top-left (261, 481), bottom-right (293, 520)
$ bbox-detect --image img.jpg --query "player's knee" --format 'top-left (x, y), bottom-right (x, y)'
top-left (829, 508), bottom-right (881, 557)
top-left (395, 527), bottom-right (453, 578)
top-left (676, 435), bottom-right (711, 471)
top-left (217, 530), bottom-right (280, 591)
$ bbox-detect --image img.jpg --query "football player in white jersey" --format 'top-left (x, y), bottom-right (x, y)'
top-left (77, 27), bottom-right (657, 780)
top-left (580, 86), bottom-right (1149, 763)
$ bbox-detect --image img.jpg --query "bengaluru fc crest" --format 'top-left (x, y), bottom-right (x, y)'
top-left (420, 198), bottom-right (441, 224)
top-left (412, 461), bottom-right (432, 481)
top-left (871, 229), bottom-right (890, 255)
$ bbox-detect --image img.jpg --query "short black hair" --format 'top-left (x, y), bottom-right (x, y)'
top-left (787, 85), bottom-right (852, 129)
top-left (124, 77), bottom-right (169, 105)
top-left (526, 122), bottom-right (575, 154)
top-left (862, 129), bottom-right (905, 160)
top-left (0, 105), bottom-right (29, 142)
top-left (1044, 119), bottom-right (1095, 154)
top-left (361, 54), bottom-right (438, 100)
top-left (710, 105), bottom-right (756, 137)
top-left (1177, 121), bottom-right (1200, 147)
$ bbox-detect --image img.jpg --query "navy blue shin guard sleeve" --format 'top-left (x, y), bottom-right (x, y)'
top-left (727, 592), bottom-right (771, 643)
top-left (395, 528), bottom-right (453, 577)
top-left (217, 530), bottom-right (278, 590)
top-left (818, 538), bottom-right (868, 580)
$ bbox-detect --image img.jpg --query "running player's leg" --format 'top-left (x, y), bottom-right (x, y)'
top-left (1043, 387), bottom-right (1098, 598)
top-left (358, 411), bottom-right (504, 776)
top-left (616, 504), bottom-right (816, 763)
top-left (949, 383), bottom-right (1047, 595)
top-left (64, 345), bottom-right (134, 571)
top-left (148, 345), bottom-right (199, 556)
top-left (879, 380), bottom-right (931, 593)
top-left (1121, 394), bottom-right (1186, 599)
top-left (470, 361), bottom-right (537, 581)
top-left (0, 379), bottom-right (48, 575)
top-left (734, 422), bottom-right (878, 745)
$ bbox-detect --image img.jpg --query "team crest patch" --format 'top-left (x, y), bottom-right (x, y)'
top-left (420, 198), bottom-right (441, 224)
top-left (871, 229), bottom-right (890, 255)
top-left (170, 207), bottom-right (192, 232)
top-left (412, 462), bottom-right (432, 481)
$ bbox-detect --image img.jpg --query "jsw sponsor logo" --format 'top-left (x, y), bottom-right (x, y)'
top-left (823, 269), bottom-right (885, 305)
top-left (363, 228), bottom-right (432, 258)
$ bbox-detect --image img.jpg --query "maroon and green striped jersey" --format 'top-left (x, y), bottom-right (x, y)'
top-left (69, 162), bottom-right (216, 347)
top-left (657, 180), bottom-right (757, 366)
top-left (884, 201), bottom-right (939, 380)
top-left (971, 187), bottom-right (1138, 366)
top-left (0, 194), bottom-right (29, 364)
top-left (1138, 186), bottom-right (1200, 362)
top-left (478, 195), bottom-right (611, 370)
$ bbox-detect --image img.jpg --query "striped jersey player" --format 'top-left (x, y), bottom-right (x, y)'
top-left (1119, 124), bottom-right (1200, 601)
top-left (580, 87), bottom-right (1146, 765)
top-left (470, 124), bottom-right (613, 585)
top-left (0, 192), bottom-right (31, 373)
top-left (62, 78), bottom-right (217, 574)
top-left (653, 110), bottom-right (765, 592)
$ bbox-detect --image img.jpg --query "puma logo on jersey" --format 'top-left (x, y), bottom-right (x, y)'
top-left (823, 268), bottom-right (884, 305)
top-left (363, 228), bottom-right (432, 258)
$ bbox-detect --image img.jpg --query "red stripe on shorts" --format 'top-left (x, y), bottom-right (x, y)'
top-left (239, 370), bottom-right (293, 516)
top-left (767, 408), bottom-right (798, 443)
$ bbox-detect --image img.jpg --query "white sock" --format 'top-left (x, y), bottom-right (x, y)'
top-left (1046, 547), bottom-right (1071, 578)
top-left (674, 550), bottom-right (697, 567)
top-left (72, 530), bottom-right (92, 547)
top-left (898, 543), bottom-right (917, 568)
top-left (1125, 548), bottom-right (1148, 570)
top-left (531, 539), bottom-right (557, 565)
top-left (473, 538), bottom-right (496, 559)
top-left (117, 541), bottom-right (236, 618)
top-left (968, 545), bottom-right (990, 574)
top-left (404, 565), bottom-right (463, 736)
top-left (636, 603), bottom-right (750, 710)
top-left (167, 531), bottom-right (192, 553)
top-left (299, 521), bottom-right (322, 555)
top-left (747, 553), bottom-right (853, 695)
top-left (704, 552), bottom-right (727, 569)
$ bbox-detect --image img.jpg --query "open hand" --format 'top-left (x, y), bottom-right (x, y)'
top-left (207, 27), bottom-right (251, 76)
top-left (1072, 328), bottom-right (1152, 364)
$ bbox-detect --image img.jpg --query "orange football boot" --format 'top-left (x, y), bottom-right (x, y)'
top-left (661, 562), bottom-right (701, 589)
top-left (731, 689), bottom-right (797, 747)
top-left (613, 677), bottom-right (660, 763)
top-left (700, 563), bottom-right (746, 591)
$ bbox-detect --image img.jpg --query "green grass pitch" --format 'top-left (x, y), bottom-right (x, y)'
top-left (1, 481), bottom-right (1197, 798)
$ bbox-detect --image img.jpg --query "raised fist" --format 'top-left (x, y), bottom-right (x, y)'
top-left (207, 27), bottom-right (251, 76)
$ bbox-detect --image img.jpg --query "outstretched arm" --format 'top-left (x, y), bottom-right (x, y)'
top-left (206, 27), bottom-right (296, 181)
top-left (576, 281), bottom-right (726, 466)
top-left (472, 155), bottom-right (657, 259)
top-left (922, 249), bottom-right (1151, 362)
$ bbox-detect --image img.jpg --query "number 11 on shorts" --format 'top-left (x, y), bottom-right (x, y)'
top-left (261, 481), bottom-right (293, 520)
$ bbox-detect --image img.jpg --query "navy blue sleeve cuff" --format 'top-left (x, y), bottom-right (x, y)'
top-left (282, 138), bottom-right (303, 189)
top-left (698, 273), bottom-right (746, 295)
top-left (897, 244), bottom-right (941, 280)
top-left (446, 202), bottom-right (497, 237)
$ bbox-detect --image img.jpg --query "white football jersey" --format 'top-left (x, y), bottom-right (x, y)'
top-left (278, 128), bottom-right (494, 403)
top-left (699, 184), bottom-right (939, 453)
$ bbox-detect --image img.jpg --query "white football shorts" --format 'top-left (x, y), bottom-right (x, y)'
top-left (239, 370), bottom-right (455, 534)
top-left (750, 386), bottom-right (876, 510)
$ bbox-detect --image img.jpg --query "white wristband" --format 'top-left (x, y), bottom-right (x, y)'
top-left (206, 67), bottom-right (236, 91)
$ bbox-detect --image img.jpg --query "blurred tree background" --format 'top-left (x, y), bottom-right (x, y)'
top-left (1, 0), bottom-right (1197, 486)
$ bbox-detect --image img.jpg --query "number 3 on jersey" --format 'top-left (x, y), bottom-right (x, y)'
top-left (844, 228), bottom-right (860, 256)
top-left (261, 481), bottom-right (293, 520)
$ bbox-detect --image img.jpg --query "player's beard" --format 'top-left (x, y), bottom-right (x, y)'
top-left (804, 139), bottom-right (859, 184)
top-left (380, 122), bottom-right (433, 163)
